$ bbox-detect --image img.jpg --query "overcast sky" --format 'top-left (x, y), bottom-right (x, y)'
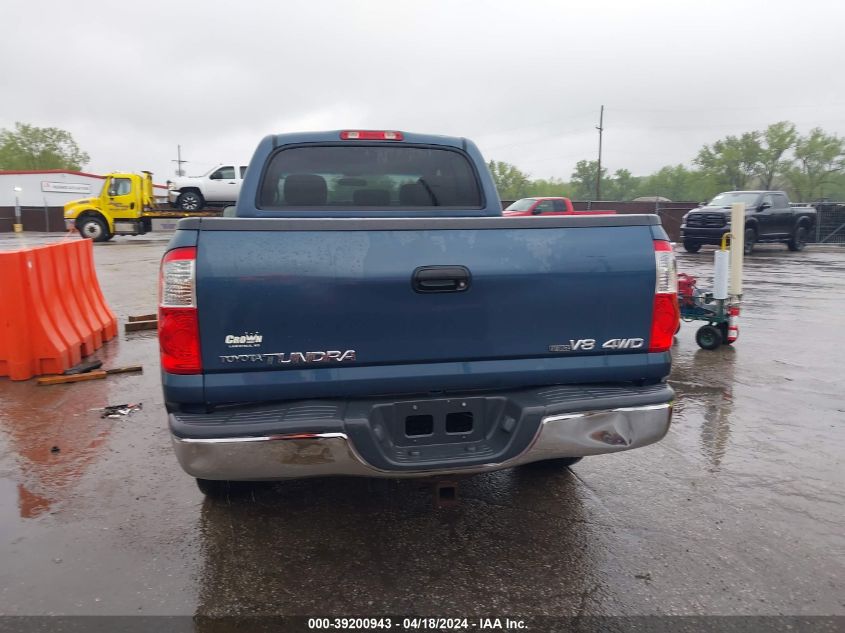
top-left (2, 0), bottom-right (844, 184)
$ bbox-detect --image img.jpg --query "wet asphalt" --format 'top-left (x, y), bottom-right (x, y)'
top-left (0, 234), bottom-right (842, 617)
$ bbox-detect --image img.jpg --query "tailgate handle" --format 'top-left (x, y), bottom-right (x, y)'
top-left (412, 266), bottom-right (471, 293)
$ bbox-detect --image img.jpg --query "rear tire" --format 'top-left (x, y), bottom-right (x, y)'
top-left (196, 478), bottom-right (234, 498)
top-left (743, 228), bottom-right (756, 255)
top-left (683, 241), bottom-right (701, 253)
top-left (696, 324), bottom-right (723, 350)
top-left (176, 190), bottom-right (204, 211)
top-left (77, 216), bottom-right (112, 242)
top-left (788, 225), bottom-right (808, 251)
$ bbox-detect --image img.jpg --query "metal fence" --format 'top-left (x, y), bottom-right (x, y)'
top-left (809, 203), bottom-right (845, 244)
top-left (572, 201), bottom-right (699, 243)
top-left (501, 199), bottom-right (845, 245)
top-left (3, 198), bottom-right (842, 242)
top-left (500, 200), bottom-right (699, 242)
top-left (0, 206), bottom-right (65, 232)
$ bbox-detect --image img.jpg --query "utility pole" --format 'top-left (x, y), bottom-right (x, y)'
top-left (596, 105), bottom-right (604, 201)
top-left (172, 145), bottom-right (188, 176)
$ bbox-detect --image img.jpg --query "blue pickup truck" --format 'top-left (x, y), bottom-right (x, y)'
top-left (158, 130), bottom-right (679, 497)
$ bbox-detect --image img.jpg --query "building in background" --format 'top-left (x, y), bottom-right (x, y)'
top-left (0, 170), bottom-right (168, 207)
top-left (0, 170), bottom-right (168, 232)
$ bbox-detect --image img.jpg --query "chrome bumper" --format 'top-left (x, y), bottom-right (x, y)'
top-left (172, 402), bottom-right (672, 481)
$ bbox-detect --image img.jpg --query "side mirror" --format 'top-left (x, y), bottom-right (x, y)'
top-left (531, 208), bottom-right (543, 215)
top-left (223, 205), bottom-right (237, 217)
top-left (758, 202), bottom-right (771, 212)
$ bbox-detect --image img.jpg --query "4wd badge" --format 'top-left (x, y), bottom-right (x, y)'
top-left (549, 338), bottom-right (644, 352)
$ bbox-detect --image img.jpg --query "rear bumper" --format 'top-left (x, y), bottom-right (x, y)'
top-left (170, 383), bottom-right (673, 480)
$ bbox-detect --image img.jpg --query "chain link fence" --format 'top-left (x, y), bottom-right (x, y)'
top-left (808, 203), bottom-right (845, 244)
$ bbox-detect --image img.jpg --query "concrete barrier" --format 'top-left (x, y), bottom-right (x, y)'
top-left (0, 239), bottom-right (117, 380)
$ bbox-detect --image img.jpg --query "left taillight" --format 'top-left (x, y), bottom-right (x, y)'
top-left (649, 240), bottom-right (680, 353)
top-left (159, 247), bottom-right (201, 374)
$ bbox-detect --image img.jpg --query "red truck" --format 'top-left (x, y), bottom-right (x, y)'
top-left (504, 197), bottom-right (616, 216)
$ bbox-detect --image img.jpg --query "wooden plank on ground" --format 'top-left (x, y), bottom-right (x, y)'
top-left (38, 370), bottom-right (107, 385)
top-left (105, 365), bottom-right (143, 375)
top-left (127, 313), bottom-right (157, 322)
top-left (125, 319), bottom-right (157, 332)
top-left (37, 365), bottom-right (142, 385)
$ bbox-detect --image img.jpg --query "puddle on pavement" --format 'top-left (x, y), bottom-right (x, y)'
top-left (0, 476), bottom-right (23, 535)
top-left (0, 334), bottom-right (150, 521)
top-left (670, 346), bottom-right (737, 470)
top-left (0, 382), bottom-right (115, 519)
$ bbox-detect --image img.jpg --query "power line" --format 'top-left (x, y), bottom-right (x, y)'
top-left (481, 124), bottom-right (595, 154)
top-left (482, 108), bottom-right (597, 140)
top-left (479, 111), bottom-right (599, 153)
top-left (478, 107), bottom-right (845, 181)
top-left (612, 118), bottom-right (845, 131)
top-left (615, 102), bottom-right (845, 114)
top-left (483, 117), bottom-right (845, 158)
top-left (481, 105), bottom-right (845, 155)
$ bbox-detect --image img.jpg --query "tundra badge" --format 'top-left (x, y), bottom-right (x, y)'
top-left (219, 350), bottom-right (357, 365)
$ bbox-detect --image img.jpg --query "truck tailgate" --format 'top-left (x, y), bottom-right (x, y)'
top-left (192, 215), bottom-right (667, 403)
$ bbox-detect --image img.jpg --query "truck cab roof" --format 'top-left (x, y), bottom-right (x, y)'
top-left (271, 130), bottom-right (467, 149)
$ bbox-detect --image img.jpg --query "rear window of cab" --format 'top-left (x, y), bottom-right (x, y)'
top-left (258, 145), bottom-right (482, 209)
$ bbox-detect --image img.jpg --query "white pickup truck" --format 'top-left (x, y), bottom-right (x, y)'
top-left (167, 164), bottom-right (248, 210)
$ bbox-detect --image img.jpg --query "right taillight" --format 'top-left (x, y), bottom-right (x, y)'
top-left (649, 240), bottom-right (680, 353)
top-left (159, 247), bottom-right (201, 374)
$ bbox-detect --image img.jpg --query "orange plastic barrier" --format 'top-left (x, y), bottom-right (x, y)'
top-left (0, 239), bottom-right (117, 381)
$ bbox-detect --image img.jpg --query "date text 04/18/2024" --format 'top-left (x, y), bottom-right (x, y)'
top-left (307, 617), bottom-right (527, 630)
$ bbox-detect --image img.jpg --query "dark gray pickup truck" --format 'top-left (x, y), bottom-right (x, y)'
top-left (680, 190), bottom-right (816, 254)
